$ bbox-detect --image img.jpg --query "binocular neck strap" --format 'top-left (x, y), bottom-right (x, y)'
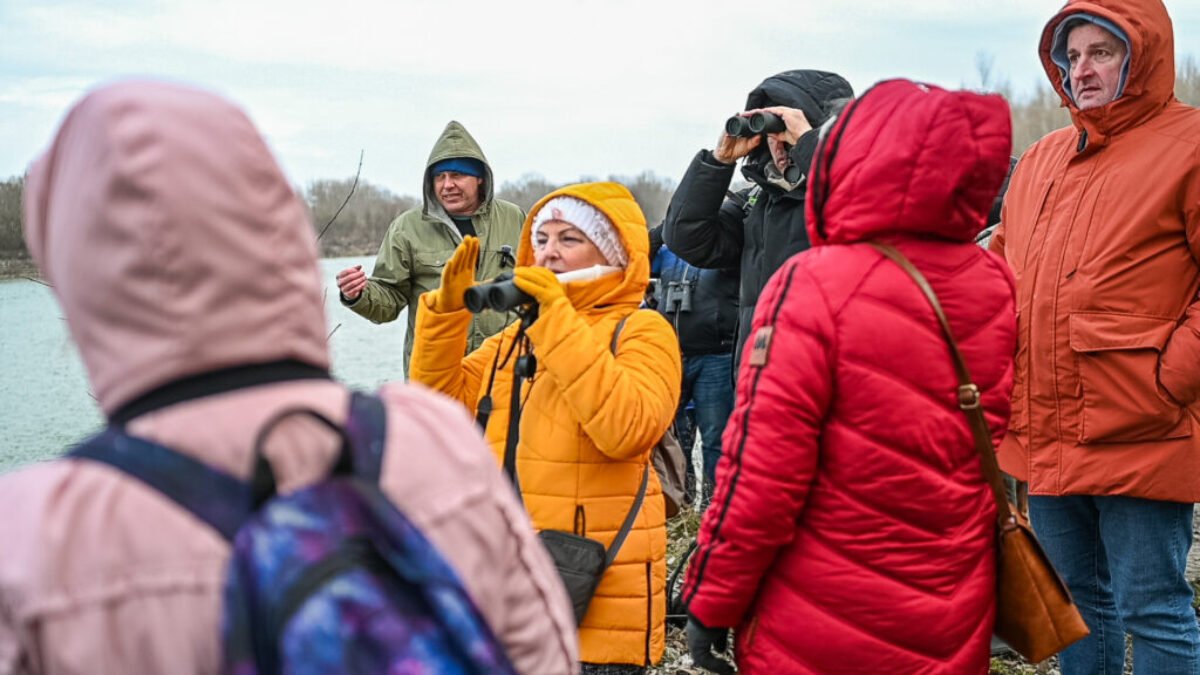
top-left (476, 310), bottom-right (533, 430)
top-left (500, 322), bottom-right (536, 502)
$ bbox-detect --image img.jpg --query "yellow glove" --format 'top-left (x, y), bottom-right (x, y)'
top-left (429, 236), bottom-right (479, 313)
top-left (512, 266), bottom-right (566, 307)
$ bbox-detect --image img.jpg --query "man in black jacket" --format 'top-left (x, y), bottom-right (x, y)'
top-left (662, 70), bottom-right (852, 369)
top-left (649, 225), bottom-right (739, 506)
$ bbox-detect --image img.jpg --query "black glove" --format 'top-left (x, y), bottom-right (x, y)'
top-left (686, 613), bottom-right (734, 674)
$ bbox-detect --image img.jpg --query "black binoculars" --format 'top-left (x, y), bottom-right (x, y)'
top-left (463, 273), bottom-right (535, 313)
top-left (725, 111), bottom-right (786, 138)
top-left (657, 278), bottom-right (696, 313)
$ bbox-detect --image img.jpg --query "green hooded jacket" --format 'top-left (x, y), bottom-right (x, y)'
top-left (343, 121), bottom-right (524, 375)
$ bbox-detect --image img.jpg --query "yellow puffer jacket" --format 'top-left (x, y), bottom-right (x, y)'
top-left (410, 182), bottom-right (682, 666)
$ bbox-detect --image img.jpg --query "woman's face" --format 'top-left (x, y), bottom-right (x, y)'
top-left (533, 221), bottom-right (608, 273)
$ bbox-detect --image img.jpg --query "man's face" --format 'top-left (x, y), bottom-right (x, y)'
top-left (434, 171), bottom-right (483, 216)
top-left (1066, 23), bottom-right (1127, 111)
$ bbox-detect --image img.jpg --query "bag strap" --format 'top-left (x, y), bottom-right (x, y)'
top-left (610, 314), bottom-right (631, 352)
top-left (70, 430), bottom-right (252, 541)
top-left (867, 242), bottom-right (1016, 528)
top-left (500, 322), bottom-right (536, 499)
top-left (605, 464), bottom-right (649, 568)
top-left (344, 391), bottom-right (388, 482)
top-left (600, 311), bottom-right (652, 566)
top-left (70, 391), bottom-right (392, 541)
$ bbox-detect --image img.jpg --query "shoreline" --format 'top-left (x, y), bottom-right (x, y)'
top-left (0, 251), bottom-right (377, 282)
top-left (0, 259), bottom-right (39, 281)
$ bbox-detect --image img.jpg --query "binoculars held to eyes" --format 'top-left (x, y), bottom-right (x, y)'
top-left (725, 111), bottom-right (786, 138)
top-left (464, 273), bottom-right (535, 313)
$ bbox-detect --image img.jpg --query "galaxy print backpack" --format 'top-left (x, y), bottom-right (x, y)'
top-left (71, 390), bottom-right (515, 675)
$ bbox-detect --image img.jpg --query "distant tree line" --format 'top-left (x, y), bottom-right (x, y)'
top-left (1, 57), bottom-right (1196, 267)
top-left (308, 178), bottom-right (417, 258)
top-left (0, 176), bottom-right (24, 260)
top-left (497, 170), bottom-right (677, 227)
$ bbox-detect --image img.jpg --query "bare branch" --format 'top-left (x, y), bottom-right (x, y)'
top-left (327, 323), bottom-right (342, 341)
top-left (975, 52), bottom-right (995, 91)
top-left (23, 275), bottom-right (51, 288)
top-left (317, 150), bottom-right (364, 241)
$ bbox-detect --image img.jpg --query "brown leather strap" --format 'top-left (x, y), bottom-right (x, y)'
top-left (868, 242), bottom-right (1015, 527)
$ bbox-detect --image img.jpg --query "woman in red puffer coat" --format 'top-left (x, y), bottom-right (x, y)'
top-left (681, 78), bottom-right (1017, 674)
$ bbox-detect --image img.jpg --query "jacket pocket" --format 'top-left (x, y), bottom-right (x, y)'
top-left (413, 250), bottom-right (450, 271)
top-left (1069, 312), bottom-right (1192, 443)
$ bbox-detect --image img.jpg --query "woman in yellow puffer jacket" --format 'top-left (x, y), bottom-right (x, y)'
top-left (410, 182), bottom-right (682, 672)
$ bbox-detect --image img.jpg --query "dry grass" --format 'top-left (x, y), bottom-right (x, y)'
top-left (649, 507), bottom-right (721, 674)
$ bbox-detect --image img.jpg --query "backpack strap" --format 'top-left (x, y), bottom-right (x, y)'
top-left (70, 430), bottom-right (252, 541)
top-left (610, 314), bottom-right (631, 353)
top-left (344, 391), bottom-right (388, 483)
top-left (71, 391), bottom-right (391, 542)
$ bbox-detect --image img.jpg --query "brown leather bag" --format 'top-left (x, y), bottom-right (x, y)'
top-left (870, 242), bottom-right (1090, 664)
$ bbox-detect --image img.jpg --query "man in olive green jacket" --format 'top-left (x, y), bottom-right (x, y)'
top-left (337, 121), bottom-right (524, 375)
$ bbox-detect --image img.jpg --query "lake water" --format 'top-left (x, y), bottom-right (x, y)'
top-left (0, 256), bottom-right (407, 473)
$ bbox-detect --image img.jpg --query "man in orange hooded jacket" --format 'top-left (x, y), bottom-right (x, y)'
top-left (990, 0), bottom-right (1200, 671)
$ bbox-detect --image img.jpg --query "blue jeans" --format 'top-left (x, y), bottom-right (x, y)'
top-left (1028, 495), bottom-right (1200, 674)
top-left (675, 353), bottom-right (734, 489)
top-left (674, 404), bottom-right (697, 499)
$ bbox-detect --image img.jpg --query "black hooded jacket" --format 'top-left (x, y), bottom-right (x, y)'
top-left (649, 225), bottom-right (739, 356)
top-left (662, 70), bottom-right (853, 367)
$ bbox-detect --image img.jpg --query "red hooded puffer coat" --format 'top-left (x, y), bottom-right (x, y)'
top-left (682, 79), bottom-right (1017, 674)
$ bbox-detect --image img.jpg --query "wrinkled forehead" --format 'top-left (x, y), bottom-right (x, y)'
top-left (1066, 20), bottom-right (1124, 50)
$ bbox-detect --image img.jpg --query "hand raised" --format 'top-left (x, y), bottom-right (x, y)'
top-left (760, 106), bottom-right (813, 176)
top-left (429, 236), bottom-right (480, 313)
top-left (760, 105), bottom-right (813, 145)
top-left (713, 114), bottom-right (763, 165)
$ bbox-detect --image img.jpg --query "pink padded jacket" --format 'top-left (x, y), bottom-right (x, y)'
top-left (0, 80), bottom-right (577, 675)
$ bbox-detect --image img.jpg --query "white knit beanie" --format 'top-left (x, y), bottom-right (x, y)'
top-left (530, 196), bottom-right (628, 267)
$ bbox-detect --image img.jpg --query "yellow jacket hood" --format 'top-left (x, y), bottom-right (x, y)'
top-left (517, 182), bottom-right (650, 312)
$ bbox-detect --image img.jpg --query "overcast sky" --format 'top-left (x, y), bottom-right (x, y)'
top-left (2, 0), bottom-right (1198, 197)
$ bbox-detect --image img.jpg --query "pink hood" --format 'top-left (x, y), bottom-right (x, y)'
top-left (23, 80), bottom-right (329, 416)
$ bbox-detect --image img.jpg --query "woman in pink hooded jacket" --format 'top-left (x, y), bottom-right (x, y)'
top-left (0, 80), bottom-right (577, 675)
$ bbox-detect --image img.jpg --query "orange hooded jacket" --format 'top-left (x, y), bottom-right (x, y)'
top-left (410, 182), bottom-right (682, 666)
top-left (991, 0), bottom-right (1200, 500)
